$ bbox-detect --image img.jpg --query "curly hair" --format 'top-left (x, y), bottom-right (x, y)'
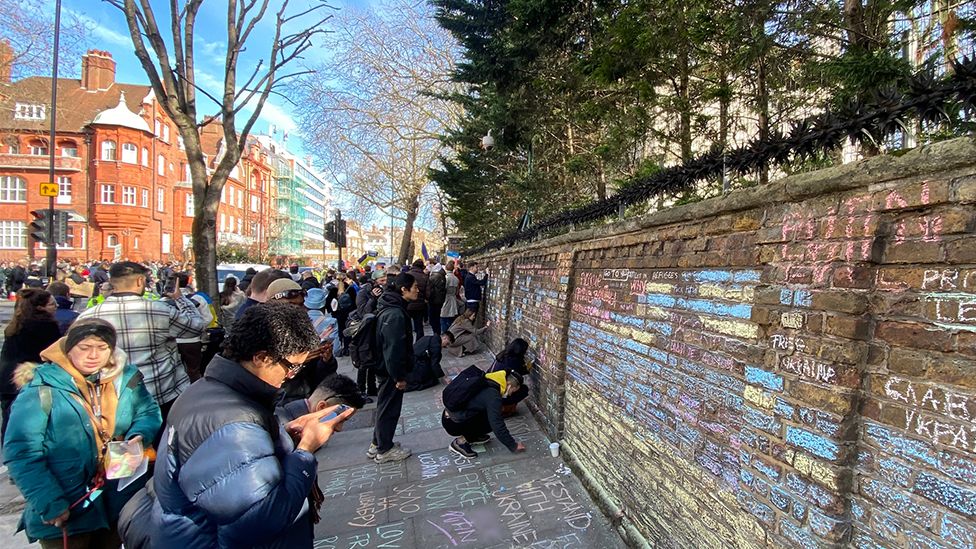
top-left (222, 301), bottom-right (318, 362)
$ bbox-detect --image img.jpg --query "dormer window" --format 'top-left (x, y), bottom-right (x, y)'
top-left (14, 103), bottom-right (46, 121)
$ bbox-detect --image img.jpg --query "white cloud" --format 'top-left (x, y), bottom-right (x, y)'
top-left (255, 101), bottom-right (298, 134)
top-left (63, 8), bottom-right (131, 47)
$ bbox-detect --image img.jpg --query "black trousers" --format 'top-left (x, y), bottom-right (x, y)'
top-left (427, 302), bottom-right (443, 335)
top-left (441, 410), bottom-right (491, 441)
top-left (372, 375), bottom-right (404, 453)
top-left (409, 310), bottom-right (425, 341)
top-left (357, 365), bottom-right (377, 395)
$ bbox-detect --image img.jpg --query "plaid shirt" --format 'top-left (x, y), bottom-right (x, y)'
top-left (78, 293), bottom-right (206, 404)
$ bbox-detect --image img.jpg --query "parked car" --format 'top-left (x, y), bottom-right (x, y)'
top-left (216, 263), bottom-right (272, 292)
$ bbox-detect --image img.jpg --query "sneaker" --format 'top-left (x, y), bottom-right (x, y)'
top-left (366, 441), bottom-right (399, 459)
top-left (450, 438), bottom-right (478, 459)
top-left (468, 434), bottom-right (490, 444)
top-left (374, 445), bottom-right (412, 463)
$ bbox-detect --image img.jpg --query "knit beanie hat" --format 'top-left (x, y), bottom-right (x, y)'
top-left (65, 318), bottom-right (118, 351)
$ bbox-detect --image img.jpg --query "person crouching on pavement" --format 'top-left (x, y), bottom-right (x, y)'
top-left (3, 319), bottom-right (162, 548)
top-left (149, 302), bottom-right (354, 548)
top-left (443, 370), bottom-right (527, 459)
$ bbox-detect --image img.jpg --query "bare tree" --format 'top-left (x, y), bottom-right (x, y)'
top-left (0, 0), bottom-right (91, 79)
top-left (291, 0), bottom-right (460, 264)
top-left (107, 0), bottom-right (332, 295)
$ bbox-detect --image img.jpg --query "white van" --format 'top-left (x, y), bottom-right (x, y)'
top-left (217, 263), bottom-right (272, 292)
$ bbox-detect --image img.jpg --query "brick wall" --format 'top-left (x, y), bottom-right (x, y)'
top-left (476, 138), bottom-right (976, 547)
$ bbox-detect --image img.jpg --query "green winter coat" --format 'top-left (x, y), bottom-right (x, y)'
top-left (2, 349), bottom-right (162, 542)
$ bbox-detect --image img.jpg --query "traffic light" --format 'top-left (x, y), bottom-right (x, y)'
top-left (30, 210), bottom-right (51, 244)
top-left (53, 211), bottom-right (69, 245)
top-left (324, 221), bottom-right (337, 243)
top-left (337, 219), bottom-right (347, 248)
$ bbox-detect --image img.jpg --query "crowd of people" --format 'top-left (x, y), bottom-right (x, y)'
top-left (0, 255), bottom-right (533, 548)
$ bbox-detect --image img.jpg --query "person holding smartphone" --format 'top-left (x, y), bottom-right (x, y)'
top-left (141, 303), bottom-right (354, 548)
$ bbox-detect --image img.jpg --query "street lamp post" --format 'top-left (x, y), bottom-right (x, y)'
top-left (45, 0), bottom-right (62, 277)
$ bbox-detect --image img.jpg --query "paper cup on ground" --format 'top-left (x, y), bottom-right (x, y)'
top-left (549, 442), bottom-right (560, 457)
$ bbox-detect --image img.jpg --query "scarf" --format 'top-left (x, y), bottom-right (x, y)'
top-left (41, 339), bottom-right (123, 468)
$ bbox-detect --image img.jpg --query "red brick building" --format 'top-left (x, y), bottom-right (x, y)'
top-left (0, 48), bottom-right (277, 263)
top-left (0, 49), bottom-right (183, 261)
top-left (172, 125), bottom-right (276, 259)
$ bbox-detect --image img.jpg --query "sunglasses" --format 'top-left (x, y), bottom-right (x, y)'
top-left (277, 356), bottom-right (306, 378)
top-left (272, 289), bottom-right (306, 300)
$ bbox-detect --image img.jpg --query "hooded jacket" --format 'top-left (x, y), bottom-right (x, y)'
top-left (446, 370), bottom-right (518, 451)
top-left (3, 340), bottom-right (161, 542)
top-left (150, 355), bottom-right (318, 549)
top-left (427, 269), bottom-right (447, 308)
top-left (376, 290), bottom-right (414, 381)
top-left (0, 318), bottom-right (61, 397)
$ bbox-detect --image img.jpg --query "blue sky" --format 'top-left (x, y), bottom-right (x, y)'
top-left (61, 0), bottom-right (377, 157)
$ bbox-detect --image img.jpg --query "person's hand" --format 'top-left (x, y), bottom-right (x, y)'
top-left (287, 405), bottom-right (356, 453)
top-left (395, 380), bottom-right (407, 391)
top-left (319, 341), bottom-right (335, 362)
top-left (371, 286), bottom-right (382, 297)
top-left (45, 509), bottom-right (69, 527)
top-left (514, 442), bottom-right (526, 453)
top-left (128, 434), bottom-right (143, 449)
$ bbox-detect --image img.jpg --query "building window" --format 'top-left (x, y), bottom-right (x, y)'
top-left (162, 232), bottom-right (171, 254)
top-left (57, 176), bottom-right (71, 204)
top-left (237, 218), bottom-right (243, 233)
top-left (154, 119), bottom-right (161, 136)
top-left (134, 236), bottom-right (140, 250)
top-left (0, 221), bottom-right (27, 248)
top-left (107, 234), bottom-right (118, 247)
top-left (162, 125), bottom-right (170, 142)
top-left (100, 184), bottom-right (116, 204)
top-left (14, 103), bottom-right (45, 120)
top-left (101, 140), bottom-right (117, 161)
top-left (7, 140), bottom-right (20, 154)
top-left (121, 186), bottom-right (137, 205)
top-left (251, 195), bottom-right (259, 212)
top-left (28, 140), bottom-right (48, 156)
top-left (0, 176), bottom-right (27, 203)
top-left (220, 213), bottom-right (226, 232)
top-left (157, 188), bottom-right (165, 212)
top-left (121, 142), bottom-right (138, 164)
top-left (141, 189), bottom-right (149, 208)
top-left (59, 141), bottom-right (78, 157)
top-left (237, 188), bottom-right (243, 208)
top-left (185, 195), bottom-right (194, 216)
top-left (157, 154), bottom-right (165, 176)
top-left (142, 147), bottom-right (149, 166)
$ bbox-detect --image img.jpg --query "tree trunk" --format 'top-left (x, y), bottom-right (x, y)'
top-left (756, 56), bottom-right (770, 186)
top-left (678, 43), bottom-right (693, 162)
top-left (397, 196), bottom-right (419, 264)
top-left (187, 154), bottom-right (222, 297)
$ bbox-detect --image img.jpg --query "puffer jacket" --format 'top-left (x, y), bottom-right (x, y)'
top-left (3, 341), bottom-right (162, 542)
top-left (150, 355), bottom-right (318, 549)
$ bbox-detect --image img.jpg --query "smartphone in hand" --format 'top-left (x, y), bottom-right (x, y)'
top-left (319, 404), bottom-right (351, 423)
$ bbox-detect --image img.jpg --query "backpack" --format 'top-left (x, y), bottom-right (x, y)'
top-left (344, 313), bottom-right (383, 373)
top-left (337, 291), bottom-right (356, 315)
top-left (442, 365), bottom-right (490, 412)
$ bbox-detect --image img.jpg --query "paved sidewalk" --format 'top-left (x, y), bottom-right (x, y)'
top-left (0, 340), bottom-right (624, 549)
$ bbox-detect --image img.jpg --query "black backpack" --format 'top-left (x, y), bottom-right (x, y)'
top-left (344, 313), bottom-right (383, 373)
top-left (442, 365), bottom-right (491, 412)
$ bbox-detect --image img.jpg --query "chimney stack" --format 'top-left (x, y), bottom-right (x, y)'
top-left (0, 40), bottom-right (13, 84)
top-left (81, 50), bottom-right (116, 91)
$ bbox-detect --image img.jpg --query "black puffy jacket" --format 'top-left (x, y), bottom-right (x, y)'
top-left (150, 356), bottom-right (317, 548)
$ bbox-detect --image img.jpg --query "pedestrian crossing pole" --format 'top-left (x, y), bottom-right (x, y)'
top-left (335, 209), bottom-right (343, 270)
